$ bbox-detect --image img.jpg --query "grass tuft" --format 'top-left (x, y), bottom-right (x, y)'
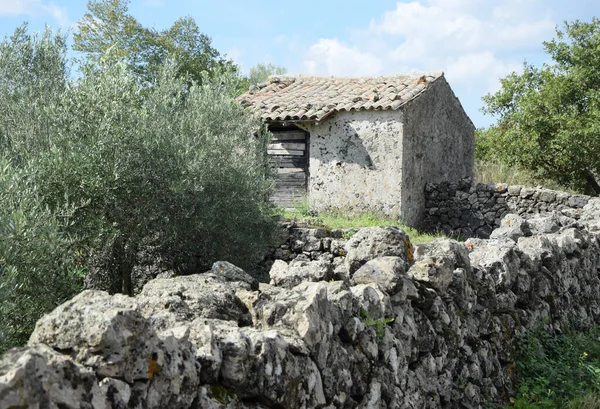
top-left (279, 208), bottom-right (447, 245)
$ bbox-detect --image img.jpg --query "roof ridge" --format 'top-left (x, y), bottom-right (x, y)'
top-left (266, 71), bottom-right (443, 82)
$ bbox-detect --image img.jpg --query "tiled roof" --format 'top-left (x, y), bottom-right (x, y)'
top-left (238, 71), bottom-right (444, 122)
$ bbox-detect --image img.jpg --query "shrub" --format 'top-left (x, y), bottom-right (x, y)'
top-left (510, 326), bottom-right (600, 408)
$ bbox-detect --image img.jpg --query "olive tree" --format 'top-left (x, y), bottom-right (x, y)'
top-left (0, 25), bottom-right (82, 353)
top-left (34, 57), bottom-right (276, 295)
top-left (0, 161), bottom-right (84, 354)
top-left (0, 24), bottom-right (277, 351)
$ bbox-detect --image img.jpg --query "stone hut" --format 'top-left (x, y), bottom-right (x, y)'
top-left (238, 72), bottom-right (474, 226)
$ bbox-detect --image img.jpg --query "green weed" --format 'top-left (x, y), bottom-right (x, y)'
top-left (359, 308), bottom-right (395, 339)
top-left (508, 326), bottom-right (600, 408)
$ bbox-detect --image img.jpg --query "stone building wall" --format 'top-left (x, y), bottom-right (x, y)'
top-left (400, 77), bottom-right (475, 227)
top-left (301, 109), bottom-right (405, 217)
top-left (422, 178), bottom-right (592, 238)
top-left (299, 77), bottom-right (475, 227)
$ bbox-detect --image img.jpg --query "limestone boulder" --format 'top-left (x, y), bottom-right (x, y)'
top-left (350, 283), bottom-right (392, 322)
top-left (468, 238), bottom-right (521, 290)
top-left (252, 282), bottom-right (332, 351)
top-left (517, 235), bottom-right (558, 272)
top-left (353, 256), bottom-right (409, 295)
top-left (526, 213), bottom-right (564, 235)
top-left (137, 273), bottom-right (252, 327)
top-left (581, 198), bottom-right (600, 231)
top-left (407, 239), bottom-right (471, 293)
top-left (204, 322), bottom-right (326, 408)
top-left (26, 291), bottom-right (199, 409)
top-left (345, 226), bottom-right (413, 274)
top-left (211, 261), bottom-right (259, 291)
top-left (489, 214), bottom-right (531, 242)
top-left (269, 258), bottom-right (332, 289)
top-left (28, 291), bottom-right (155, 382)
top-left (0, 345), bottom-right (96, 409)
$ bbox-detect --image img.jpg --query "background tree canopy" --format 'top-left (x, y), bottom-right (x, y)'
top-left (479, 18), bottom-right (600, 195)
top-left (248, 63), bottom-right (287, 86)
top-left (74, 0), bottom-right (239, 87)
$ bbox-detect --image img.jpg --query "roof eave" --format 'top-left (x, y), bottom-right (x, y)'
top-left (266, 110), bottom-right (335, 125)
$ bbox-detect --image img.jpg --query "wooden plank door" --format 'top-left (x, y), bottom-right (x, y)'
top-left (268, 130), bottom-right (308, 208)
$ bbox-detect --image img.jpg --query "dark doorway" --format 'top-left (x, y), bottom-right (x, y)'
top-left (268, 124), bottom-right (309, 208)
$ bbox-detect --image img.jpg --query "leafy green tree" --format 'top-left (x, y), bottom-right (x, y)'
top-left (481, 18), bottom-right (600, 195)
top-left (0, 23), bottom-right (68, 160)
top-left (0, 161), bottom-right (84, 354)
top-left (248, 63), bottom-right (287, 86)
top-left (74, 0), bottom-right (237, 86)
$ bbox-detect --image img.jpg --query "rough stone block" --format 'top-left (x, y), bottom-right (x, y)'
top-left (568, 195), bottom-right (591, 208)
top-left (344, 226), bottom-right (413, 274)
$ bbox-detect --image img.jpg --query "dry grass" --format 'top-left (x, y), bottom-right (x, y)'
top-left (474, 159), bottom-right (568, 190)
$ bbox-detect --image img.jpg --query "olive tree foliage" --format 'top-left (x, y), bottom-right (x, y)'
top-left (0, 162), bottom-right (84, 354)
top-left (0, 23), bottom-right (67, 159)
top-left (53, 58), bottom-right (276, 294)
top-left (480, 19), bottom-right (600, 195)
top-left (0, 24), bottom-right (276, 351)
top-left (0, 26), bottom-right (83, 353)
top-left (73, 0), bottom-right (239, 87)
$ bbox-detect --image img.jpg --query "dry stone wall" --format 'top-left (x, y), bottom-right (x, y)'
top-left (2, 198), bottom-right (600, 409)
top-left (422, 178), bottom-right (592, 239)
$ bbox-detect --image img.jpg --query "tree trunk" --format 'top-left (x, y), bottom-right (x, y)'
top-left (113, 237), bottom-right (134, 296)
top-left (120, 261), bottom-right (133, 296)
top-left (585, 170), bottom-right (600, 196)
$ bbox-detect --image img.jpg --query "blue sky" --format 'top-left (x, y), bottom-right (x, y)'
top-left (1, 0), bottom-right (600, 127)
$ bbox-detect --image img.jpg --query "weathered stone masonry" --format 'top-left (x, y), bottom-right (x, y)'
top-left (2, 197), bottom-right (600, 409)
top-left (422, 178), bottom-right (592, 239)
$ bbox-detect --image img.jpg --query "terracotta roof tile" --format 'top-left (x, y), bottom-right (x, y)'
top-left (238, 71), bottom-right (444, 122)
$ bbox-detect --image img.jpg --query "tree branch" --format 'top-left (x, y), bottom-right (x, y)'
top-left (585, 171), bottom-right (600, 196)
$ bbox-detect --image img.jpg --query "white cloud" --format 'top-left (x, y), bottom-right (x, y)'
top-left (372, 1), bottom-right (483, 43)
top-left (444, 51), bottom-right (521, 93)
top-left (372, 0), bottom-right (553, 52)
top-left (302, 1), bottom-right (555, 91)
top-left (45, 3), bottom-right (68, 26)
top-left (0, 0), bottom-right (69, 26)
top-left (303, 38), bottom-right (382, 76)
top-left (495, 19), bottom-right (555, 45)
